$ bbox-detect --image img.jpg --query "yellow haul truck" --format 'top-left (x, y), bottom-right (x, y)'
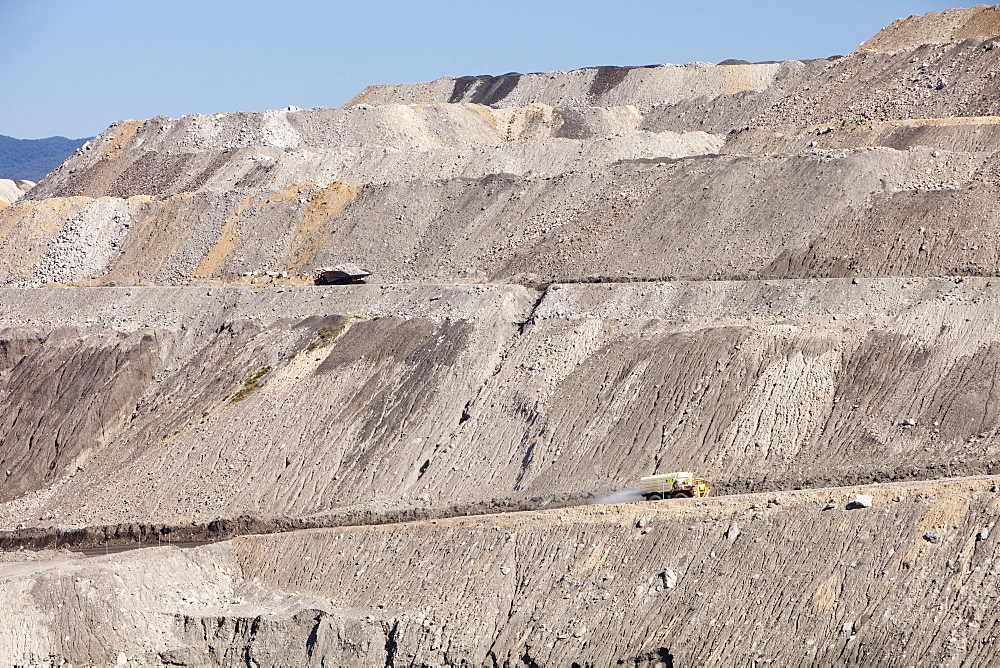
top-left (641, 472), bottom-right (712, 500)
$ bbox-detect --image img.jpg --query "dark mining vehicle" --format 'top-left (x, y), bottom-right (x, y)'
top-left (314, 264), bottom-right (371, 285)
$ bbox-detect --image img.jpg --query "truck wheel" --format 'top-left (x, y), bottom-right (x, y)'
top-left (648, 493), bottom-right (663, 501)
top-left (671, 491), bottom-right (690, 499)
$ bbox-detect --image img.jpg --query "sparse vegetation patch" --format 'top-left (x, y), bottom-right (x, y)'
top-left (229, 365), bottom-right (273, 402)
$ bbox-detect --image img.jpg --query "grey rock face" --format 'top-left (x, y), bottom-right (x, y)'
top-left (2, 5), bottom-right (1000, 667)
top-left (4, 479), bottom-right (1000, 665)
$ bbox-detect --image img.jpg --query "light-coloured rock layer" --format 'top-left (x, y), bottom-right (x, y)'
top-left (27, 104), bottom-right (722, 200)
top-left (2, 145), bottom-right (997, 288)
top-left (0, 178), bottom-right (31, 205)
top-left (3, 477), bottom-right (999, 665)
top-left (2, 5), bottom-right (1000, 665)
top-left (346, 60), bottom-right (825, 114)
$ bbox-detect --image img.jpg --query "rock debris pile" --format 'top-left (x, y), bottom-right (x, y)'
top-left (0, 178), bottom-right (33, 205)
top-left (3, 5), bottom-right (1000, 665)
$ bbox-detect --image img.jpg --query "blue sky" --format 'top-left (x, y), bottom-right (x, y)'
top-left (1, 0), bottom-right (984, 139)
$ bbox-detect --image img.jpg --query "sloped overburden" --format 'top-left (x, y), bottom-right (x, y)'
top-left (3, 6), bottom-right (1000, 665)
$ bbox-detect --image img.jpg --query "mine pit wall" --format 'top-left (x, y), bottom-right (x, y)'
top-left (760, 39), bottom-right (1000, 129)
top-left (26, 103), bottom-right (725, 201)
top-left (57, 103), bottom-right (669, 156)
top-left (27, 130), bottom-right (722, 202)
top-left (723, 117), bottom-right (1000, 154)
top-left (7, 147), bottom-right (1000, 288)
top-left (3, 278), bottom-right (1000, 532)
top-left (345, 59), bottom-right (829, 116)
top-left (858, 4), bottom-right (1000, 53)
top-left (342, 27), bottom-right (1000, 137)
top-left (3, 477), bottom-right (999, 665)
top-left (6, 5), bottom-right (1000, 664)
top-left (0, 284), bottom-right (530, 519)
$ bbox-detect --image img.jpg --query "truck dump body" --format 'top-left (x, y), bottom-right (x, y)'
top-left (314, 264), bottom-right (371, 285)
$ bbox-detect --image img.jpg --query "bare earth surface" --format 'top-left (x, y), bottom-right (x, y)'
top-left (4, 5), bottom-right (1000, 666)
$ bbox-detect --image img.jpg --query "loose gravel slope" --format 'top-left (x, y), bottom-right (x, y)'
top-left (3, 5), bottom-right (1000, 666)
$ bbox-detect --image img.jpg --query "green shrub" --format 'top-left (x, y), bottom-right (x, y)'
top-left (229, 365), bottom-right (273, 402)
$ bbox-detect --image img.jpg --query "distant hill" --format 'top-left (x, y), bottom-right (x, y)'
top-left (0, 134), bottom-right (91, 182)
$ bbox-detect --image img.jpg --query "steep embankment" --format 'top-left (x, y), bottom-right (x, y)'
top-left (3, 146), bottom-right (999, 287)
top-left (2, 278), bottom-right (1000, 533)
top-left (727, 7), bottom-right (1000, 154)
top-left (3, 4), bottom-right (1000, 666)
top-left (859, 4), bottom-right (1000, 53)
top-left (3, 477), bottom-right (999, 665)
top-left (26, 104), bottom-right (721, 201)
top-left (347, 59), bottom-right (834, 134)
top-left (6, 32), bottom-right (1000, 289)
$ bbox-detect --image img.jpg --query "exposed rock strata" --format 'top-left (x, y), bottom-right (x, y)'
top-left (0, 278), bottom-right (999, 533)
top-left (346, 59), bottom-right (833, 134)
top-left (3, 478), bottom-right (1000, 665)
top-left (2, 5), bottom-right (1000, 666)
top-left (860, 4), bottom-right (1000, 52)
top-left (4, 147), bottom-right (999, 287)
top-left (27, 105), bottom-right (723, 200)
